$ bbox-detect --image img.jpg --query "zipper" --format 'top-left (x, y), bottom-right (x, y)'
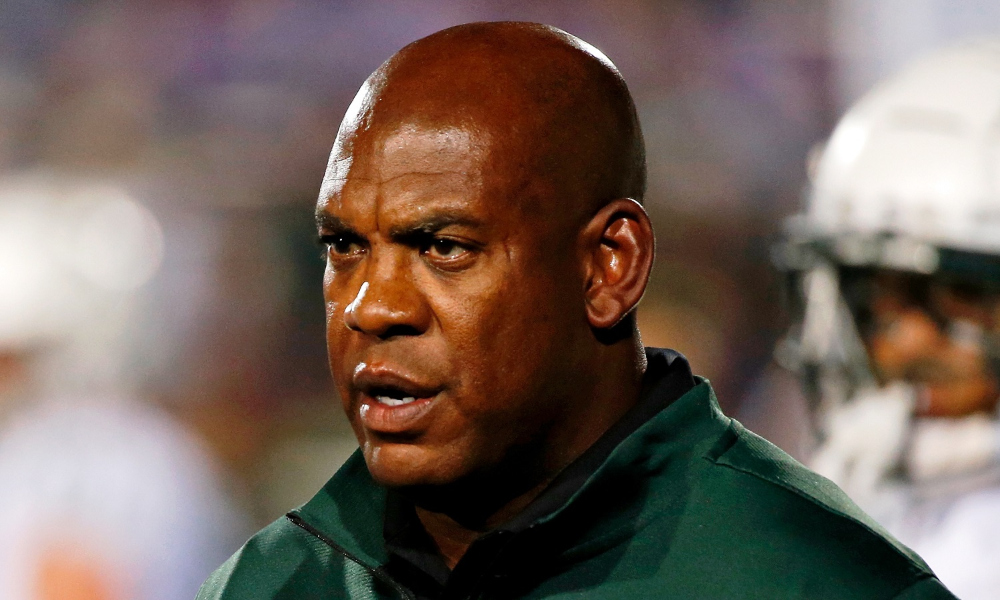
top-left (286, 512), bottom-right (416, 600)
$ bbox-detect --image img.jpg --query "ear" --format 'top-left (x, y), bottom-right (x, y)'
top-left (580, 198), bottom-right (655, 329)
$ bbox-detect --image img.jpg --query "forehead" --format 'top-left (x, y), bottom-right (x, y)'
top-left (318, 124), bottom-right (491, 219)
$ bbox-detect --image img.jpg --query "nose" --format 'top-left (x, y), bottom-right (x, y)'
top-left (343, 253), bottom-right (431, 339)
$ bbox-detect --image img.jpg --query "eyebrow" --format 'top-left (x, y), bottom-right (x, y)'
top-left (315, 209), bottom-right (485, 241)
top-left (387, 214), bottom-right (484, 240)
top-left (315, 210), bottom-right (356, 235)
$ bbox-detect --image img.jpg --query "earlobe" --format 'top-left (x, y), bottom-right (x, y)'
top-left (582, 198), bottom-right (655, 330)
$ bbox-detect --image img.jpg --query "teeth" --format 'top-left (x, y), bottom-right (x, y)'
top-left (376, 395), bottom-right (417, 406)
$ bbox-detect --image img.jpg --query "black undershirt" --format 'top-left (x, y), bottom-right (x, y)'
top-left (381, 348), bottom-right (695, 600)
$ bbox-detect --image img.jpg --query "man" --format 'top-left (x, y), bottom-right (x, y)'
top-left (767, 40), bottom-right (1000, 600)
top-left (199, 23), bottom-right (952, 599)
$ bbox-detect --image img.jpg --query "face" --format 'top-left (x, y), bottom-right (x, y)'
top-left (317, 122), bottom-right (589, 488)
top-left (864, 271), bottom-right (1000, 417)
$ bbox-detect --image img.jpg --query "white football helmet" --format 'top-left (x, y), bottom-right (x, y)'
top-left (777, 39), bottom-right (1000, 415)
top-left (776, 40), bottom-right (1000, 599)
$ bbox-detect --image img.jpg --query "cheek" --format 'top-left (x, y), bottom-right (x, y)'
top-left (322, 268), bottom-right (358, 377)
top-left (323, 267), bottom-right (343, 329)
top-left (933, 342), bottom-right (992, 389)
top-left (434, 266), bottom-right (572, 402)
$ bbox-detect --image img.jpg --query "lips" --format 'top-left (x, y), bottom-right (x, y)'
top-left (353, 365), bottom-right (442, 434)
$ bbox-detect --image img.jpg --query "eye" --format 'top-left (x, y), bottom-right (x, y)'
top-left (319, 233), bottom-right (365, 260)
top-left (426, 238), bottom-right (466, 259)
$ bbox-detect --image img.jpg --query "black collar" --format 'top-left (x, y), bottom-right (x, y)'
top-left (381, 348), bottom-right (695, 599)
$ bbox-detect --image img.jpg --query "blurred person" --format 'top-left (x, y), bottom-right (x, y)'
top-left (0, 172), bottom-right (247, 600)
top-left (772, 39), bottom-right (1000, 600)
top-left (200, 23), bottom-right (951, 599)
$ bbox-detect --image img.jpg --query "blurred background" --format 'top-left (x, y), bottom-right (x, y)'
top-left (2, 1), bottom-right (999, 598)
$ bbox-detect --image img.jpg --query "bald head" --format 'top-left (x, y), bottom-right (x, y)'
top-left (326, 22), bottom-right (646, 218)
top-left (318, 23), bottom-right (656, 518)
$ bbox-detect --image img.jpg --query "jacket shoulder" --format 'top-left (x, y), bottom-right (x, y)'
top-left (708, 419), bottom-right (920, 560)
top-left (682, 419), bottom-right (955, 598)
top-left (196, 515), bottom-right (380, 600)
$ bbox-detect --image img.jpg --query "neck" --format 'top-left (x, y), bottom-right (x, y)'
top-left (414, 476), bottom-right (552, 569)
top-left (414, 338), bottom-right (646, 568)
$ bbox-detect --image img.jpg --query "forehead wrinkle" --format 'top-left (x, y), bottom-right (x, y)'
top-left (373, 126), bottom-right (480, 177)
top-left (325, 147), bottom-right (477, 200)
top-left (374, 191), bottom-right (488, 239)
top-left (331, 123), bottom-right (481, 195)
top-left (375, 170), bottom-right (473, 188)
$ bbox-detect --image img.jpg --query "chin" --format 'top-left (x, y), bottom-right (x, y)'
top-left (362, 441), bottom-right (460, 488)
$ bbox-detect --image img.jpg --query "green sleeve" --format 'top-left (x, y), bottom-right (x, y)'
top-left (890, 576), bottom-right (958, 600)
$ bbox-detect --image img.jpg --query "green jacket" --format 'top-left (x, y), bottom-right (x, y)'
top-left (198, 380), bottom-right (954, 599)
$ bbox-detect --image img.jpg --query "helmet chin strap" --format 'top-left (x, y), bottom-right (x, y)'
top-left (780, 262), bottom-right (876, 438)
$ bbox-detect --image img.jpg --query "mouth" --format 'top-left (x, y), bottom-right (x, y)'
top-left (371, 386), bottom-right (420, 406)
top-left (377, 397), bottom-right (416, 406)
top-left (353, 368), bottom-right (443, 434)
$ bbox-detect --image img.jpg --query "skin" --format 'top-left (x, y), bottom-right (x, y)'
top-left (316, 23), bottom-right (654, 567)
top-left (865, 271), bottom-right (1000, 417)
